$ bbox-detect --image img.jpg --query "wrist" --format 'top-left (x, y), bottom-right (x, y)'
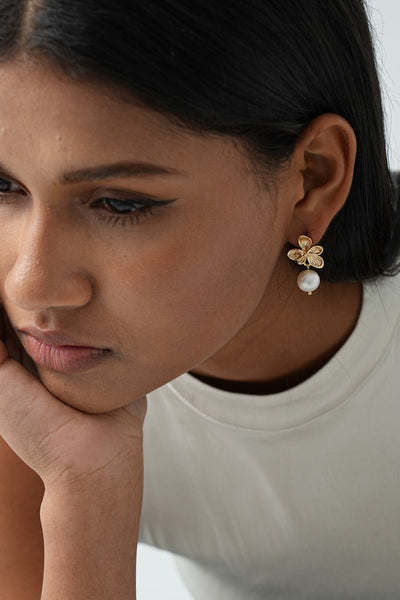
top-left (40, 465), bottom-right (142, 600)
top-left (41, 431), bottom-right (144, 496)
top-left (41, 448), bottom-right (144, 528)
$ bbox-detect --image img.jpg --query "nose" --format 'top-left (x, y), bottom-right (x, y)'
top-left (4, 214), bottom-right (93, 311)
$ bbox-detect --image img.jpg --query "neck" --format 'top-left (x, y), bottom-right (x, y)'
top-left (190, 260), bottom-right (363, 395)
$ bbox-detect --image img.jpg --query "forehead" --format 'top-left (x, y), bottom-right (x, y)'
top-left (0, 59), bottom-right (242, 179)
top-left (0, 60), bottom-right (180, 154)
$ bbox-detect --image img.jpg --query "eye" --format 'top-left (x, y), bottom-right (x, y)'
top-left (92, 197), bottom-right (154, 216)
top-left (90, 195), bottom-right (177, 227)
top-left (0, 177), bottom-right (23, 195)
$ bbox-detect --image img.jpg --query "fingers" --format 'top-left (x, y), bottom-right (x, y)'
top-left (0, 309), bottom-right (38, 376)
top-left (0, 351), bottom-right (73, 475)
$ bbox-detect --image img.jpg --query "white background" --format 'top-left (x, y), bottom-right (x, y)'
top-left (369, 0), bottom-right (400, 170)
top-left (136, 2), bottom-right (400, 597)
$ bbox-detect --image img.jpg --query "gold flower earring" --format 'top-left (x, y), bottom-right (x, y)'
top-left (287, 235), bottom-right (324, 295)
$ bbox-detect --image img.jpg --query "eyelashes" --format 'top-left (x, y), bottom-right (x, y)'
top-left (90, 196), bottom-right (176, 227)
top-left (0, 178), bottom-right (20, 194)
top-left (0, 177), bottom-right (177, 228)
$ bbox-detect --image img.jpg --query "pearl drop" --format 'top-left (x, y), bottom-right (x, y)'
top-left (297, 269), bottom-right (320, 294)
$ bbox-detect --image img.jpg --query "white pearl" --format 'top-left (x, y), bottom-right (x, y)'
top-left (297, 269), bottom-right (320, 294)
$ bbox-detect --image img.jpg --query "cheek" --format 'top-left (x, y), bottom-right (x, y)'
top-left (104, 210), bottom-right (276, 368)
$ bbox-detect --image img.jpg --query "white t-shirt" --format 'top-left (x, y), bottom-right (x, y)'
top-left (139, 273), bottom-right (400, 599)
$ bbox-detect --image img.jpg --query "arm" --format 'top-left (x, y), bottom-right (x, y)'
top-left (40, 451), bottom-right (143, 599)
top-left (0, 436), bottom-right (44, 599)
top-left (0, 341), bottom-right (146, 599)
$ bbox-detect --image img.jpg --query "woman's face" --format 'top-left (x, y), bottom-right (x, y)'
top-left (0, 61), bottom-right (295, 411)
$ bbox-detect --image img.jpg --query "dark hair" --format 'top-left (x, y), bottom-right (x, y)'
top-left (0, 0), bottom-right (399, 281)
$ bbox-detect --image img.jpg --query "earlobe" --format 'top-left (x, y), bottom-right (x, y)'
top-left (288, 113), bottom-right (357, 245)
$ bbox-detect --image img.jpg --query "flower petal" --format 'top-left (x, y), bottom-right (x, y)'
top-left (308, 255), bottom-right (324, 269)
top-left (287, 249), bottom-right (304, 261)
top-left (298, 235), bottom-right (312, 251)
top-left (308, 245), bottom-right (323, 255)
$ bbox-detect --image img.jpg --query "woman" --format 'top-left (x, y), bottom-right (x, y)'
top-left (0, 0), bottom-right (399, 598)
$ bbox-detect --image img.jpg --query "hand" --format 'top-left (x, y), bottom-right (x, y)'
top-left (0, 309), bottom-right (146, 491)
top-left (0, 310), bottom-right (146, 599)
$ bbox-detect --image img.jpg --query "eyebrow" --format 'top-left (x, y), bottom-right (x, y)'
top-left (60, 161), bottom-right (187, 184)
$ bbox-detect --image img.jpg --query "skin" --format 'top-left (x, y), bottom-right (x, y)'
top-left (0, 60), bottom-right (361, 410)
top-left (0, 58), bottom-right (362, 598)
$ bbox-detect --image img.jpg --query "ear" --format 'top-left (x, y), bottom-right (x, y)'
top-left (286, 113), bottom-right (357, 245)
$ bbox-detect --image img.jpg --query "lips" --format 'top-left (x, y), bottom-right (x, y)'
top-left (18, 327), bottom-right (111, 374)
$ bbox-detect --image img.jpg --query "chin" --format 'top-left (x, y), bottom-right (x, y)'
top-left (36, 367), bottom-right (137, 414)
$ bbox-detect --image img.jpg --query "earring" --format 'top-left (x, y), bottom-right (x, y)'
top-left (287, 235), bottom-right (324, 295)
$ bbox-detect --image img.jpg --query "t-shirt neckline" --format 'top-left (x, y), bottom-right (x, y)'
top-left (166, 276), bottom-right (400, 431)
